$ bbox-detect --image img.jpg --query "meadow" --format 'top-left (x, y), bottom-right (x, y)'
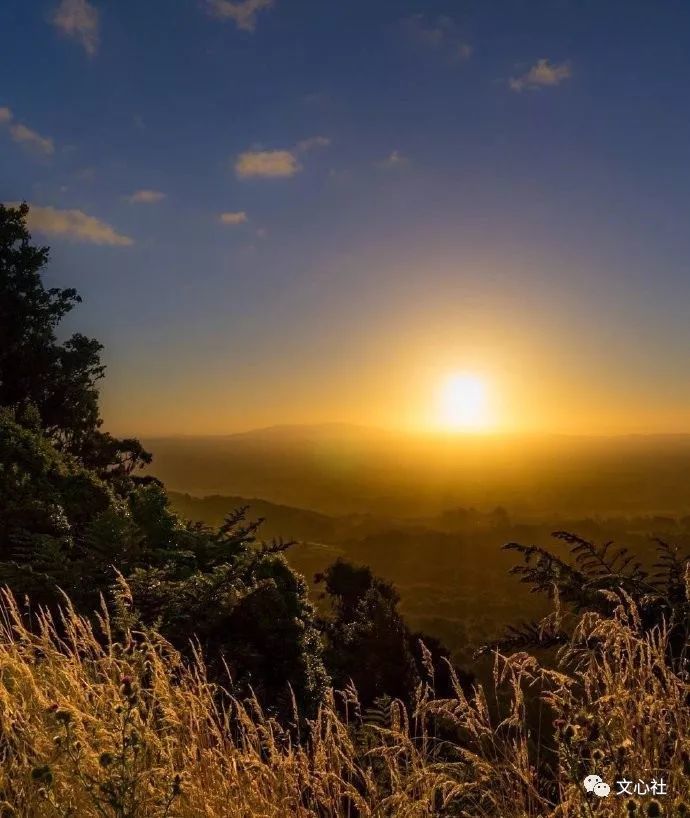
top-left (1, 581), bottom-right (688, 817)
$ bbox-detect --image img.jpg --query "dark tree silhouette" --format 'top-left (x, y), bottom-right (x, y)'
top-left (0, 202), bottom-right (151, 476)
top-left (316, 559), bottom-right (472, 708)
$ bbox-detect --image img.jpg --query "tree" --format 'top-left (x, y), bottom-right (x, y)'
top-left (0, 203), bottom-right (329, 718)
top-left (316, 559), bottom-right (472, 708)
top-left (0, 407), bottom-right (116, 608)
top-left (0, 202), bottom-right (151, 475)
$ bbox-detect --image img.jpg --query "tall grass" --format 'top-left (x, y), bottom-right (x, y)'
top-left (0, 584), bottom-right (688, 817)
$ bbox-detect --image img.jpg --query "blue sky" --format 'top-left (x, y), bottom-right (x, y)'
top-left (3, 0), bottom-right (690, 435)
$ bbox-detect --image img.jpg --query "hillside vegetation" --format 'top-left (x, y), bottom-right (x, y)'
top-left (168, 491), bottom-right (690, 666)
top-left (1, 585), bottom-right (689, 817)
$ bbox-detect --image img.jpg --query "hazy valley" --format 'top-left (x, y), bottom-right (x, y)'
top-left (159, 425), bottom-right (690, 664)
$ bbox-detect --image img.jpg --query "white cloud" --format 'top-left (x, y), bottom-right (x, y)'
top-left (235, 149), bottom-right (300, 179)
top-left (234, 137), bottom-right (330, 179)
top-left (125, 189), bottom-right (166, 204)
top-left (205, 0), bottom-right (273, 31)
top-left (52, 0), bottom-right (100, 56)
top-left (400, 15), bottom-right (472, 64)
top-left (8, 203), bottom-right (132, 246)
top-left (377, 150), bottom-right (409, 169)
top-left (219, 211), bottom-right (248, 224)
top-left (509, 59), bottom-right (572, 92)
top-left (296, 135), bottom-right (331, 153)
top-left (0, 107), bottom-right (54, 155)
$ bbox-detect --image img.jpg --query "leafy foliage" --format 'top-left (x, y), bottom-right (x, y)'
top-left (126, 516), bottom-right (329, 717)
top-left (316, 560), bottom-right (420, 706)
top-left (316, 559), bottom-right (472, 708)
top-left (497, 531), bottom-right (690, 661)
top-left (0, 408), bottom-right (328, 717)
top-left (0, 202), bottom-right (151, 475)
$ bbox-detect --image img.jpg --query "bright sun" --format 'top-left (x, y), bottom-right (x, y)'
top-left (437, 373), bottom-right (489, 431)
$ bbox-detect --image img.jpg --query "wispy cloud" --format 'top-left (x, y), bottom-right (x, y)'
top-left (52, 0), bottom-right (100, 56)
top-left (377, 150), bottom-right (409, 170)
top-left (204, 0), bottom-right (273, 31)
top-left (219, 211), bottom-right (248, 224)
top-left (0, 108), bottom-right (54, 155)
top-left (399, 14), bottom-right (472, 64)
top-left (509, 59), bottom-right (572, 92)
top-left (10, 124), bottom-right (55, 155)
top-left (9, 203), bottom-right (132, 246)
top-left (125, 189), bottom-right (166, 204)
top-left (296, 135), bottom-right (331, 153)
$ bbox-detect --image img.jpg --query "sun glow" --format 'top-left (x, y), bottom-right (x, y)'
top-left (437, 373), bottom-right (490, 431)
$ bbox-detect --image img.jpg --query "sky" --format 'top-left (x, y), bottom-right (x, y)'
top-left (3, 0), bottom-right (690, 436)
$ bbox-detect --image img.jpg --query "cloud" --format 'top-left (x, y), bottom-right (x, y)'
top-left (235, 149), bottom-right (300, 179)
top-left (8, 203), bottom-right (132, 246)
top-left (0, 107), bottom-right (54, 155)
top-left (52, 0), bottom-right (100, 56)
top-left (219, 211), bottom-right (248, 225)
top-left (296, 135), bottom-right (331, 153)
top-left (125, 189), bottom-right (166, 204)
top-left (399, 14), bottom-right (472, 64)
top-left (234, 137), bottom-right (330, 179)
top-left (377, 150), bottom-right (409, 170)
top-left (205, 0), bottom-right (273, 31)
top-left (509, 59), bottom-right (572, 92)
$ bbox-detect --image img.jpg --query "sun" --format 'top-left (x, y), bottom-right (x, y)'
top-left (436, 373), bottom-right (490, 431)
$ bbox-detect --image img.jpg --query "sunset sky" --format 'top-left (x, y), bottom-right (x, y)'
top-left (3, 0), bottom-right (690, 436)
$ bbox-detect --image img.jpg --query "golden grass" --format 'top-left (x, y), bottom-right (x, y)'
top-left (0, 585), bottom-right (688, 817)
